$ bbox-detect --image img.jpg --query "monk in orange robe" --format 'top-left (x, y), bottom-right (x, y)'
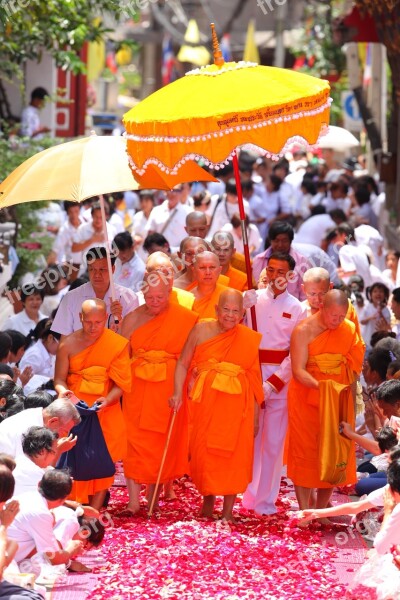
top-left (120, 274), bottom-right (198, 515)
top-left (187, 251), bottom-right (228, 319)
top-left (287, 290), bottom-right (365, 512)
top-left (142, 251), bottom-right (195, 310)
top-left (174, 237), bottom-right (229, 290)
top-left (211, 231), bottom-right (249, 291)
top-left (170, 289), bottom-right (263, 521)
top-left (301, 267), bottom-right (363, 339)
top-left (54, 298), bottom-right (131, 509)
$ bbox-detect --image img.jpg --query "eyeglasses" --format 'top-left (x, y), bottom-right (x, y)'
top-left (170, 187), bottom-right (183, 194)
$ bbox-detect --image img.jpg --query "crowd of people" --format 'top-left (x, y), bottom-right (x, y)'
top-left (0, 147), bottom-right (399, 597)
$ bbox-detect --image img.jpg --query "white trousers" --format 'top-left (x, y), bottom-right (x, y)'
top-left (242, 392), bottom-right (287, 514)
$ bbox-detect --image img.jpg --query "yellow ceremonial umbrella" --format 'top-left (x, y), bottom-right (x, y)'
top-left (123, 24), bottom-right (331, 327)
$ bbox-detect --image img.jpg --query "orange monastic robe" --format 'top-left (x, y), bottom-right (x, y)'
top-left (287, 319), bottom-right (365, 488)
top-left (171, 287), bottom-right (195, 310)
top-left (189, 324), bottom-right (263, 495)
top-left (66, 329), bottom-right (131, 503)
top-left (225, 265), bottom-right (248, 291)
top-left (346, 299), bottom-right (363, 340)
top-left (123, 302), bottom-right (198, 484)
top-left (192, 283), bottom-right (228, 319)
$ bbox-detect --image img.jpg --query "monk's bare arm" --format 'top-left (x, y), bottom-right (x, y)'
top-left (290, 324), bottom-right (319, 389)
top-left (96, 384), bottom-right (123, 411)
top-left (120, 310), bottom-right (138, 340)
top-left (54, 339), bottom-right (72, 397)
top-left (169, 325), bottom-right (200, 411)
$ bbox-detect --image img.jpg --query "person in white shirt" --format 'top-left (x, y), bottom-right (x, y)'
top-left (8, 470), bottom-right (83, 567)
top-left (145, 185), bottom-right (192, 251)
top-left (131, 191), bottom-right (155, 261)
top-left (71, 202), bottom-right (116, 262)
top-left (221, 214), bottom-right (262, 256)
top-left (295, 209), bottom-right (346, 248)
top-left (391, 288), bottom-right (400, 341)
top-left (51, 246), bottom-right (138, 336)
top-left (322, 180), bottom-right (352, 215)
top-left (361, 283), bottom-right (391, 348)
top-left (242, 252), bottom-right (307, 515)
top-left (19, 320), bottom-right (60, 379)
top-left (249, 176), bottom-right (283, 244)
top-left (208, 179), bottom-right (250, 238)
top-left (13, 427), bottom-right (58, 497)
top-left (2, 287), bottom-right (48, 336)
top-left (113, 232), bottom-right (145, 293)
top-left (0, 399), bottom-right (80, 459)
top-left (47, 201), bottom-right (83, 272)
top-left (20, 87), bottom-right (50, 139)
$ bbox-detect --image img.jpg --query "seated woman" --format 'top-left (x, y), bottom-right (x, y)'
top-left (19, 319), bottom-right (60, 380)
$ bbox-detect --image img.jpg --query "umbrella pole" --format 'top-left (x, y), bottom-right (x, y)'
top-left (99, 195), bottom-right (118, 324)
top-left (232, 153), bottom-right (257, 331)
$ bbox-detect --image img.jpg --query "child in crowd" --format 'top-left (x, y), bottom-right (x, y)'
top-left (360, 283), bottom-right (391, 348)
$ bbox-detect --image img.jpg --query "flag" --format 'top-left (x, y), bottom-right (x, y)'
top-left (177, 19), bottom-right (210, 67)
top-left (221, 33), bottom-right (232, 62)
top-left (243, 19), bottom-right (260, 64)
top-left (162, 35), bottom-right (175, 85)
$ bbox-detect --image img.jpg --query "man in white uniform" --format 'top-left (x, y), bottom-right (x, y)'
top-left (52, 246), bottom-right (138, 335)
top-left (242, 252), bottom-right (306, 515)
top-left (71, 202), bottom-right (116, 262)
top-left (47, 201), bottom-right (83, 275)
top-left (13, 427), bottom-right (58, 496)
top-left (145, 185), bottom-right (192, 251)
top-left (207, 179), bottom-right (250, 238)
top-left (113, 231), bottom-right (145, 293)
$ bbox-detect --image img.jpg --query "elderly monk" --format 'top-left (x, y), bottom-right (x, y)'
top-left (170, 289), bottom-right (263, 521)
top-left (120, 273), bottom-right (198, 515)
top-left (211, 231), bottom-right (248, 291)
top-left (185, 211), bottom-right (208, 239)
top-left (144, 251), bottom-right (195, 310)
top-left (301, 267), bottom-right (362, 338)
top-left (189, 252), bottom-right (229, 319)
top-left (174, 237), bottom-right (211, 290)
top-left (287, 290), bottom-right (365, 511)
top-left (54, 299), bottom-right (131, 510)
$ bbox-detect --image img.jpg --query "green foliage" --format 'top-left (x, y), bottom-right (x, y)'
top-left (0, 0), bottom-right (128, 81)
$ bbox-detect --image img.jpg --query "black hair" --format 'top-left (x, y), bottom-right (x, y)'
top-left (390, 446), bottom-right (400, 461)
top-left (370, 331), bottom-right (396, 348)
top-left (272, 158), bottom-right (289, 175)
top-left (85, 246), bottom-right (117, 266)
top-left (38, 469), bottom-right (73, 501)
top-left (330, 180), bottom-right (349, 195)
top-left (20, 285), bottom-right (45, 304)
top-left (25, 319), bottom-right (60, 350)
top-left (213, 163), bottom-right (233, 179)
top-left (388, 360), bottom-right (400, 376)
top-left (24, 390), bottom-right (54, 409)
top-left (31, 87), bottom-right (48, 101)
top-left (392, 288), bottom-right (400, 304)
top-left (241, 180), bottom-right (254, 193)
top-left (377, 426), bottom-right (398, 453)
top-left (387, 458), bottom-right (400, 494)
top-left (113, 231), bottom-right (133, 252)
top-left (348, 275), bottom-right (365, 292)
top-left (4, 330), bottom-right (26, 356)
top-left (0, 365), bottom-right (14, 379)
top-left (336, 223), bottom-right (355, 242)
top-left (39, 266), bottom-right (68, 297)
top-left (267, 252), bottom-right (296, 272)
top-left (193, 190), bottom-right (211, 208)
top-left (0, 332), bottom-right (12, 362)
top-left (328, 209), bottom-right (347, 223)
top-left (0, 454), bottom-right (16, 472)
top-left (225, 179), bottom-right (238, 197)
top-left (63, 201), bottom-right (80, 213)
top-left (355, 175), bottom-right (379, 196)
top-left (354, 186), bottom-right (371, 206)
top-left (269, 174), bottom-right (283, 192)
top-left (77, 516), bottom-right (106, 546)
top-left (0, 465), bottom-right (15, 502)
top-left (310, 205), bottom-right (326, 216)
top-left (143, 233), bottom-right (170, 252)
top-left (22, 426), bottom-right (58, 457)
top-left (366, 283), bottom-right (390, 304)
top-left (367, 348), bottom-right (393, 381)
top-left (268, 221), bottom-right (294, 242)
top-left (376, 379), bottom-right (400, 405)
top-left (68, 277), bottom-right (89, 292)
top-left (301, 178), bottom-right (317, 195)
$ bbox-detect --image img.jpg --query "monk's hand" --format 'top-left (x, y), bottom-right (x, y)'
top-left (339, 421), bottom-right (353, 439)
top-left (168, 395), bottom-right (181, 412)
top-left (59, 390), bottom-right (80, 404)
top-left (243, 289), bottom-right (257, 309)
top-left (95, 396), bottom-right (113, 411)
top-left (110, 299), bottom-right (123, 323)
top-left (57, 434), bottom-right (77, 453)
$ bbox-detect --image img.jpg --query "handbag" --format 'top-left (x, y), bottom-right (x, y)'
top-left (57, 401), bottom-right (115, 481)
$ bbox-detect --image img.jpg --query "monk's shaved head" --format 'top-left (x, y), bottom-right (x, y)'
top-left (146, 251), bottom-right (173, 272)
top-left (212, 231), bottom-right (235, 249)
top-left (194, 251), bottom-right (220, 267)
top-left (322, 289), bottom-right (349, 309)
top-left (303, 268), bottom-right (330, 285)
top-left (143, 270), bottom-right (170, 291)
top-left (218, 288), bottom-right (243, 311)
top-left (186, 211), bottom-right (207, 227)
top-left (81, 298), bottom-right (107, 315)
top-left (179, 236), bottom-right (211, 253)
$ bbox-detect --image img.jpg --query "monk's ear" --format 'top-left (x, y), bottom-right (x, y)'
top-left (329, 282), bottom-right (334, 290)
top-left (79, 312), bottom-right (83, 324)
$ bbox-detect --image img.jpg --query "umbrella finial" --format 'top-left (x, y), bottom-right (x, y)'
top-left (211, 23), bottom-right (225, 67)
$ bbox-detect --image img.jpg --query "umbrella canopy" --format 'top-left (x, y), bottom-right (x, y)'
top-left (317, 125), bottom-right (360, 152)
top-left (0, 135), bottom-right (217, 208)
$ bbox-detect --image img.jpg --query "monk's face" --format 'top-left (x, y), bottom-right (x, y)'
top-left (320, 302), bottom-right (347, 330)
top-left (144, 283), bottom-right (170, 315)
top-left (211, 235), bottom-right (234, 268)
top-left (180, 240), bottom-right (207, 267)
top-left (186, 218), bottom-right (208, 239)
top-left (80, 308), bottom-right (107, 339)
top-left (146, 264), bottom-right (174, 289)
top-left (87, 258), bottom-right (111, 294)
top-left (302, 280), bottom-right (331, 311)
top-left (216, 297), bottom-right (243, 331)
top-left (193, 256), bottom-right (221, 286)
top-left (258, 269), bottom-right (268, 290)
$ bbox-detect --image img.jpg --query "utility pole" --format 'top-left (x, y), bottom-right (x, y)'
top-left (273, 0), bottom-right (288, 68)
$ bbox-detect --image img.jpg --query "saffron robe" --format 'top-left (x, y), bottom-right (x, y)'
top-left (123, 303), bottom-right (198, 484)
top-left (189, 323), bottom-right (263, 496)
top-left (66, 329), bottom-right (131, 503)
top-left (171, 287), bottom-right (195, 310)
top-left (225, 265), bottom-right (248, 291)
top-left (192, 283), bottom-right (228, 319)
top-left (287, 319), bottom-right (365, 488)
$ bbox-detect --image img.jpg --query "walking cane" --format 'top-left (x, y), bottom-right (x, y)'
top-left (148, 410), bottom-right (177, 517)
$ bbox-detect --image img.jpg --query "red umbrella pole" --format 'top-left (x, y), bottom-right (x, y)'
top-left (232, 152), bottom-right (257, 331)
